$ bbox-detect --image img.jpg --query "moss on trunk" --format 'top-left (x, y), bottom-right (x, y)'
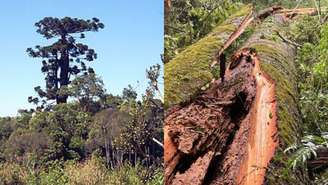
top-left (164, 5), bottom-right (253, 108)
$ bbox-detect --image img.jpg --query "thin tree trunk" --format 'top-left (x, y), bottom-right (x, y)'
top-left (57, 37), bottom-right (70, 104)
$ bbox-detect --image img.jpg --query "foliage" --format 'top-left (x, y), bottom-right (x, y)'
top-left (122, 85), bottom-right (138, 101)
top-left (0, 97), bottom-right (163, 184)
top-left (116, 97), bottom-right (163, 152)
top-left (67, 73), bottom-right (106, 112)
top-left (0, 118), bottom-right (15, 160)
top-left (0, 162), bottom-right (28, 185)
top-left (146, 64), bottom-right (163, 99)
top-left (37, 161), bottom-right (69, 185)
top-left (291, 16), bottom-right (321, 45)
top-left (0, 61), bottom-right (163, 183)
top-left (87, 108), bottom-right (130, 167)
top-left (101, 94), bottom-right (123, 109)
top-left (37, 104), bottom-right (92, 161)
top-left (315, 23), bottom-right (328, 80)
top-left (4, 130), bottom-right (51, 164)
top-left (3, 103), bottom-right (92, 165)
top-left (291, 17), bottom-right (328, 133)
top-left (26, 17), bottom-right (104, 106)
top-left (147, 169), bottom-right (164, 185)
top-left (240, 0), bottom-right (288, 9)
top-left (0, 118), bottom-right (14, 141)
top-left (114, 66), bottom-right (164, 165)
top-left (284, 133), bottom-right (328, 170)
top-left (285, 15), bottom-right (328, 182)
top-left (314, 170), bottom-right (328, 185)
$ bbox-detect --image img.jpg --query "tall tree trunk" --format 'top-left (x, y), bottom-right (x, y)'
top-left (164, 6), bottom-right (311, 185)
top-left (164, 0), bottom-right (171, 14)
top-left (57, 50), bottom-right (69, 104)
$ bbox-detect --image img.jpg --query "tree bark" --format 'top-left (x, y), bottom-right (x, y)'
top-left (57, 47), bottom-right (69, 104)
top-left (164, 0), bottom-right (171, 14)
top-left (164, 7), bottom-right (311, 185)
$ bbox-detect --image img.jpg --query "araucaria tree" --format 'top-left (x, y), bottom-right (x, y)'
top-left (27, 17), bottom-right (104, 106)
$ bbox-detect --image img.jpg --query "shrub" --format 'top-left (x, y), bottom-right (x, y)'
top-left (108, 163), bottom-right (146, 185)
top-left (0, 163), bottom-right (28, 185)
top-left (65, 157), bottom-right (110, 185)
top-left (38, 161), bottom-right (69, 185)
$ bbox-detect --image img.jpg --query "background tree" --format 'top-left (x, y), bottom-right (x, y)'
top-left (87, 108), bottom-right (130, 168)
top-left (68, 73), bottom-right (106, 113)
top-left (146, 64), bottom-right (163, 100)
top-left (27, 17), bottom-right (104, 106)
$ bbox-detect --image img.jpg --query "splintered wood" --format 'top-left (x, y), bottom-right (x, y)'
top-left (165, 48), bottom-right (278, 185)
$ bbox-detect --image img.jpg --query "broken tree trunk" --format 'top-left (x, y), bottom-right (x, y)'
top-left (164, 5), bottom-right (253, 108)
top-left (216, 15), bottom-right (306, 185)
top-left (164, 8), bottom-right (310, 185)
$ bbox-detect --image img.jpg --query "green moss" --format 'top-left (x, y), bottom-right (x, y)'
top-left (258, 50), bottom-right (300, 147)
top-left (164, 5), bottom-right (253, 108)
top-left (228, 4), bottom-right (253, 19)
top-left (164, 35), bottom-right (222, 108)
top-left (211, 23), bottom-right (236, 34)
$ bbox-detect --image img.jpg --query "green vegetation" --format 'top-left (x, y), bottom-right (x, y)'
top-left (0, 17), bottom-right (163, 185)
top-left (281, 13), bottom-right (328, 183)
top-left (0, 157), bottom-right (163, 185)
top-left (0, 67), bottom-right (163, 184)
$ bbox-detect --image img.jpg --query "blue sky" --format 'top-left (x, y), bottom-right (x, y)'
top-left (0, 0), bottom-right (163, 116)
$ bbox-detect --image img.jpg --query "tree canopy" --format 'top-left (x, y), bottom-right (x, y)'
top-left (27, 17), bottom-right (104, 107)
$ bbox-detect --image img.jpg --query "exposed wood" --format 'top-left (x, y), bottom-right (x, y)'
top-left (165, 49), bottom-right (258, 184)
top-left (275, 7), bottom-right (328, 17)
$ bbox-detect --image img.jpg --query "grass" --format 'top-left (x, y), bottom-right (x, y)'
top-left (0, 157), bottom-right (163, 185)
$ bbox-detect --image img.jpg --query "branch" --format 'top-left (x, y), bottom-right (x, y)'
top-left (274, 30), bottom-right (302, 48)
top-left (152, 137), bottom-right (163, 148)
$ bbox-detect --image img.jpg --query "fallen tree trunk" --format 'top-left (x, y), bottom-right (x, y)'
top-left (164, 8), bottom-right (311, 185)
